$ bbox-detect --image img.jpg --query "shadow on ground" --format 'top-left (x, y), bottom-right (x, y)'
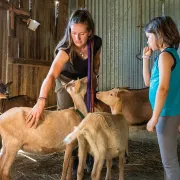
top-left (9, 129), bottom-right (180, 180)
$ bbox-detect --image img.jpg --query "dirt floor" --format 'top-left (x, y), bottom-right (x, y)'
top-left (9, 128), bottom-right (180, 180)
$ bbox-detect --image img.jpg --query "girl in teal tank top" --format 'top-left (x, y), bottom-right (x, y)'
top-left (142, 16), bottom-right (180, 180)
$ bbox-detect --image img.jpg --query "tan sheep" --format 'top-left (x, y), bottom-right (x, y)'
top-left (64, 87), bottom-right (129, 180)
top-left (0, 78), bottom-right (88, 180)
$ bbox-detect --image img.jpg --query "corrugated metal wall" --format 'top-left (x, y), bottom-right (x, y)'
top-left (68, 0), bottom-right (84, 15)
top-left (85, 0), bottom-right (180, 90)
top-left (164, 0), bottom-right (180, 56)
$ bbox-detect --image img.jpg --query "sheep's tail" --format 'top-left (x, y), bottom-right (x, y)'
top-left (64, 115), bottom-right (89, 144)
top-left (64, 126), bottom-right (80, 144)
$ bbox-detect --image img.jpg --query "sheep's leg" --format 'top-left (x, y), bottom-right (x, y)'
top-left (61, 143), bottom-right (74, 180)
top-left (93, 159), bottom-right (104, 180)
top-left (77, 135), bottom-right (87, 180)
top-left (66, 156), bottom-right (74, 180)
top-left (105, 159), bottom-right (112, 180)
top-left (0, 141), bottom-right (20, 180)
top-left (91, 133), bottom-right (106, 180)
top-left (0, 146), bottom-right (6, 176)
top-left (91, 156), bottom-right (98, 178)
top-left (119, 154), bottom-right (125, 180)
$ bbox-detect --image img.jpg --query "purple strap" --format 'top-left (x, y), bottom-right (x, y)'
top-left (87, 41), bottom-right (91, 112)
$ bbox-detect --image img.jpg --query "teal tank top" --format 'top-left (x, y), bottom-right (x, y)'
top-left (149, 47), bottom-right (180, 116)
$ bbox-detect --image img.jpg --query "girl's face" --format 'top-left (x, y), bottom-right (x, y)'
top-left (71, 23), bottom-right (91, 48)
top-left (145, 32), bottom-right (159, 51)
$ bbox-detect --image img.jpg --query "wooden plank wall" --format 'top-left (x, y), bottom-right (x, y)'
top-left (0, 1), bottom-right (8, 83)
top-left (0, 0), bottom-right (69, 107)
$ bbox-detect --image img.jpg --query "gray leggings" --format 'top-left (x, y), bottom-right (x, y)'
top-left (55, 77), bottom-right (74, 110)
top-left (156, 116), bottom-right (180, 180)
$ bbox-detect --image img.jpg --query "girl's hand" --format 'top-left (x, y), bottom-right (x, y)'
top-left (146, 117), bottom-right (158, 132)
top-left (25, 98), bottom-right (46, 128)
top-left (143, 46), bottom-right (152, 57)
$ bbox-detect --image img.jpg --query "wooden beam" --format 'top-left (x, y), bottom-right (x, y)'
top-left (11, 6), bottom-right (30, 17)
top-left (0, 2), bottom-right (30, 21)
top-left (8, 57), bottom-right (52, 67)
top-left (10, 10), bottom-right (14, 30)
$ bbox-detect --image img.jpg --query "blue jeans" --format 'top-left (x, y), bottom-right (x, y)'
top-left (156, 116), bottom-right (180, 180)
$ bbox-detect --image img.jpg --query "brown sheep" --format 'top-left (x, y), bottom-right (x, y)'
top-left (96, 87), bottom-right (152, 125)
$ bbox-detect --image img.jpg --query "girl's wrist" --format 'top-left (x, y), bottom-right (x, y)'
top-left (37, 97), bottom-right (46, 104)
top-left (38, 97), bottom-right (47, 101)
top-left (151, 115), bottom-right (159, 122)
top-left (142, 55), bottom-right (150, 60)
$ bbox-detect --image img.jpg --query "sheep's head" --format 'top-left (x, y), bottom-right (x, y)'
top-left (64, 77), bottom-right (87, 99)
top-left (0, 80), bottom-right (12, 99)
top-left (96, 88), bottom-right (129, 114)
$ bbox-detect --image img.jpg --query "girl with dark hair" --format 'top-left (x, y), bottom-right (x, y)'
top-left (26, 8), bottom-right (102, 127)
top-left (143, 16), bottom-right (180, 180)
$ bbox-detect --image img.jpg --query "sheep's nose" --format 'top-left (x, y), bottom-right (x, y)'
top-left (96, 92), bottom-right (101, 99)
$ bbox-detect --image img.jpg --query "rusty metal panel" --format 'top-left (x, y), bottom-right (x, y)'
top-left (85, 0), bottom-right (179, 90)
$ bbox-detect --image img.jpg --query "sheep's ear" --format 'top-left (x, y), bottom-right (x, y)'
top-left (117, 87), bottom-right (129, 90)
top-left (63, 80), bottom-right (74, 89)
top-left (61, 81), bottom-right (68, 89)
top-left (61, 81), bottom-right (66, 86)
top-left (117, 89), bottom-right (129, 97)
top-left (81, 77), bottom-right (88, 84)
top-left (119, 89), bottom-right (129, 92)
top-left (74, 79), bottom-right (81, 93)
top-left (5, 81), bottom-right (13, 88)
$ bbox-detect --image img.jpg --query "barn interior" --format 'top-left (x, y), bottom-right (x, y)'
top-left (0, 0), bottom-right (180, 179)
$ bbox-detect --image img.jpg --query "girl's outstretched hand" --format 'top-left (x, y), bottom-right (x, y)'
top-left (25, 99), bottom-right (46, 128)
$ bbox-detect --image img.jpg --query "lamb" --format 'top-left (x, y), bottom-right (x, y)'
top-left (64, 86), bottom-right (129, 180)
top-left (0, 78), bottom-right (89, 180)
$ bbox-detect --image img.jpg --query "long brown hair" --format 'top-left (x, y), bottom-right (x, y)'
top-left (54, 8), bottom-right (95, 62)
top-left (144, 16), bottom-right (180, 49)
